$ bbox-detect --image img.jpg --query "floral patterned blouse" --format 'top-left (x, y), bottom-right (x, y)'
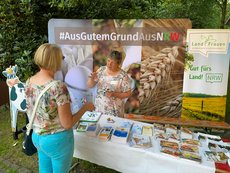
top-left (25, 80), bottom-right (71, 135)
top-left (95, 66), bottom-right (131, 117)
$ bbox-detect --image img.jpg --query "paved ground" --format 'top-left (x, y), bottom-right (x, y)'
top-left (0, 168), bottom-right (6, 173)
top-left (0, 158), bottom-right (33, 173)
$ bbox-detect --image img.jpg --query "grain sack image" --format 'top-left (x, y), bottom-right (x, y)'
top-left (139, 19), bottom-right (192, 117)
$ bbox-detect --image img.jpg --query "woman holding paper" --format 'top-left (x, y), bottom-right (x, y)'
top-left (87, 50), bottom-right (132, 117)
top-left (25, 43), bottom-right (94, 173)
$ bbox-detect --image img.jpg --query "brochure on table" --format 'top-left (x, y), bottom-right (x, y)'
top-left (75, 113), bottom-right (230, 168)
top-left (182, 29), bottom-right (230, 123)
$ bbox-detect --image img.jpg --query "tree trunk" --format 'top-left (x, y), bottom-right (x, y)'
top-left (219, 0), bottom-right (227, 28)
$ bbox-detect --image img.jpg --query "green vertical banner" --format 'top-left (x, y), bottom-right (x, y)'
top-left (182, 29), bottom-right (230, 122)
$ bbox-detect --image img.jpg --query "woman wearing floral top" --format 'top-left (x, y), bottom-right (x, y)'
top-left (25, 43), bottom-right (94, 173)
top-left (87, 50), bottom-right (132, 117)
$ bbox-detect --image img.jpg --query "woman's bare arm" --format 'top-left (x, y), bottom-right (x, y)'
top-left (106, 90), bottom-right (132, 99)
top-left (87, 72), bottom-right (98, 88)
top-left (58, 102), bottom-right (95, 129)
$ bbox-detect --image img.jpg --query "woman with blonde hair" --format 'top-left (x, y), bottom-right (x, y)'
top-left (25, 43), bottom-right (94, 173)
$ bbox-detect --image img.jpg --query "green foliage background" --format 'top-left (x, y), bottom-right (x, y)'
top-left (0, 0), bottom-right (229, 81)
top-left (0, 0), bottom-right (229, 122)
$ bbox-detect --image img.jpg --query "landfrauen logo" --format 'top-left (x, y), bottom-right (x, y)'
top-left (191, 35), bottom-right (225, 47)
top-left (187, 30), bottom-right (229, 57)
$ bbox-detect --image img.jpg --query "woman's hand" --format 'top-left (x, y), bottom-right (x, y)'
top-left (106, 90), bottom-right (132, 99)
top-left (89, 72), bottom-right (97, 81)
top-left (87, 72), bottom-right (98, 88)
top-left (106, 91), bottom-right (114, 98)
top-left (82, 102), bottom-right (95, 112)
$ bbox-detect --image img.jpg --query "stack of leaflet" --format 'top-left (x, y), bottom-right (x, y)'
top-left (77, 111), bottom-right (101, 132)
top-left (80, 111), bottom-right (101, 122)
top-left (129, 134), bottom-right (152, 149)
top-left (197, 132), bottom-right (222, 142)
top-left (180, 127), bottom-right (193, 139)
top-left (111, 121), bottom-right (133, 144)
top-left (129, 123), bottom-right (152, 149)
top-left (204, 139), bottom-right (230, 163)
top-left (205, 151), bottom-right (229, 163)
top-left (142, 125), bottom-right (153, 136)
top-left (165, 124), bottom-right (177, 134)
top-left (180, 139), bottom-right (201, 162)
top-left (160, 140), bottom-right (180, 157)
top-left (86, 123), bottom-right (101, 137)
top-left (98, 126), bottom-right (113, 141)
top-left (154, 123), bottom-right (165, 133)
top-left (76, 122), bottom-right (89, 132)
top-left (130, 123), bottom-right (143, 135)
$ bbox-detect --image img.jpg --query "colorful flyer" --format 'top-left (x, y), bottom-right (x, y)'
top-left (182, 29), bottom-right (230, 122)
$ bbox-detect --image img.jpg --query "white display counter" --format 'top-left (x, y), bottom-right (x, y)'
top-left (73, 115), bottom-right (215, 173)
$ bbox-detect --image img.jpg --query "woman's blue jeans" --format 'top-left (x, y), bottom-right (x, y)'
top-left (32, 129), bottom-right (74, 173)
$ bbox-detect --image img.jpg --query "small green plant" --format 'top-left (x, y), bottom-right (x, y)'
top-left (184, 51), bottom-right (194, 71)
top-left (0, 0), bottom-right (47, 81)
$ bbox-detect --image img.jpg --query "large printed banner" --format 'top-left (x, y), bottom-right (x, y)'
top-left (182, 29), bottom-right (230, 122)
top-left (48, 19), bottom-right (191, 117)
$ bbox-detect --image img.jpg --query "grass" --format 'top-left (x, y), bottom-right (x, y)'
top-left (0, 105), bottom-right (37, 173)
top-left (1, 105), bottom-right (230, 173)
top-left (0, 105), bottom-right (118, 173)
